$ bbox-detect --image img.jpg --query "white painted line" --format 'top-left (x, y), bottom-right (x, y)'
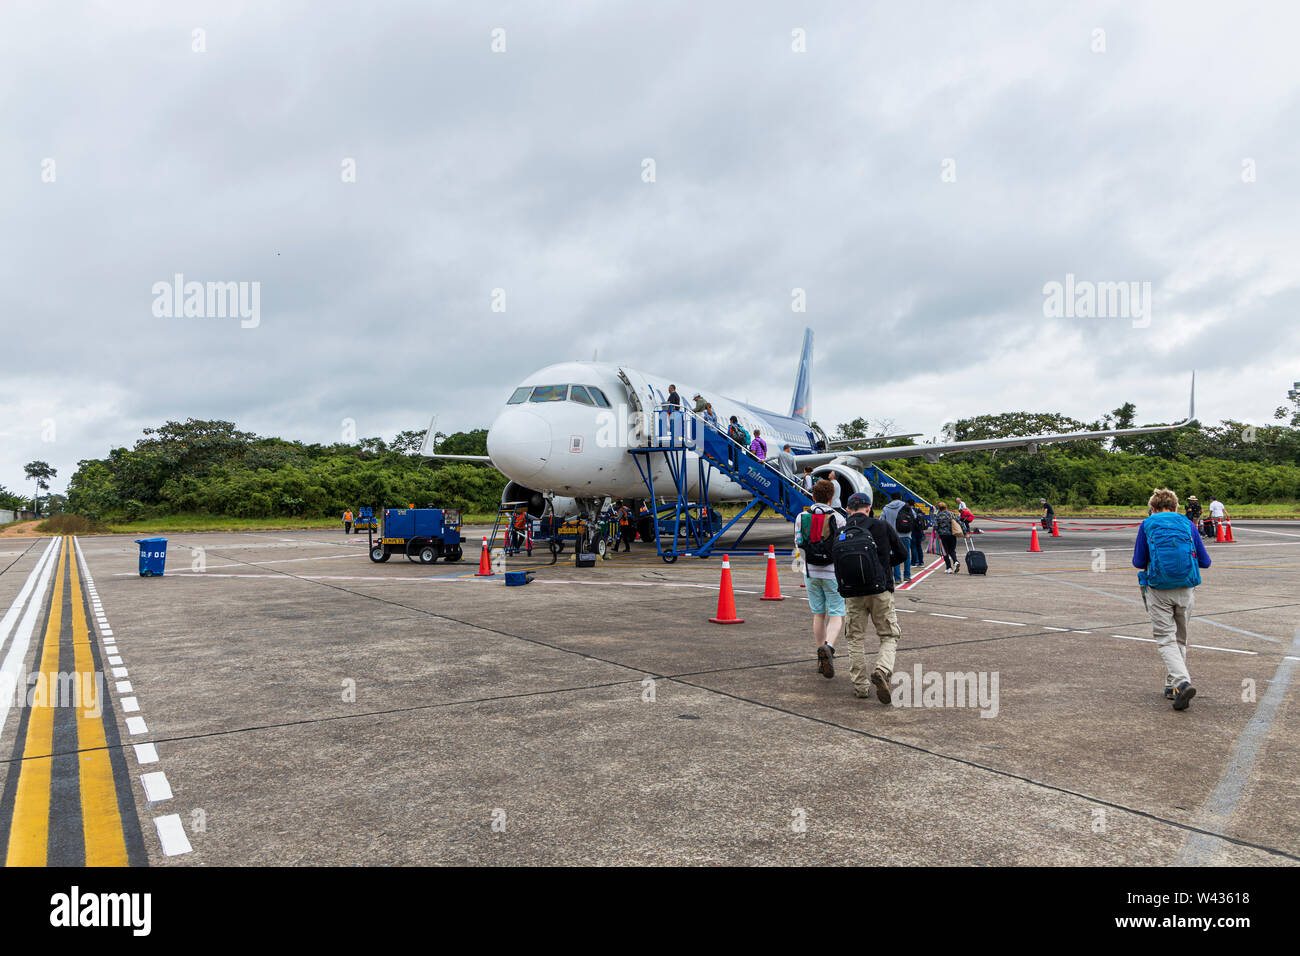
top-left (120, 697), bottom-right (140, 713)
top-left (108, 656), bottom-right (123, 666)
top-left (983, 620), bottom-right (1027, 627)
top-left (1112, 634), bottom-right (1155, 643)
top-left (1286, 656), bottom-right (1300, 663)
top-left (112, 667), bottom-right (128, 678)
top-left (115, 681), bottom-right (133, 693)
top-left (930, 613), bottom-right (967, 619)
top-left (0, 537), bottom-right (62, 739)
top-left (125, 716), bottom-right (148, 735)
top-left (1043, 626), bottom-right (1070, 632)
top-left (1072, 630), bottom-right (1093, 634)
top-left (0, 537), bottom-right (61, 660)
top-left (153, 815), bottom-right (193, 856)
top-left (140, 771), bottom-right (173, 802)
top-left (103, 638), bottom-right (115, 645)
top-left (1189, 644), bottom-right (1256, 656)
top-left (101, 629), bottom-right (113, 636)
top-left (134, 743), bottom-right (159, 764)
top-left (896, 608), bottom-right (915, 613)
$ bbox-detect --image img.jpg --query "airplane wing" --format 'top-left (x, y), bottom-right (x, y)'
top-left (825, 433), bottom-right (922, 449)
top-left (796, 374), bottom-right (1196, 468)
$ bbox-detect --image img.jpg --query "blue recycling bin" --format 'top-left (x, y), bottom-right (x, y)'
top-left (135, 538), bottom-right (168, 577)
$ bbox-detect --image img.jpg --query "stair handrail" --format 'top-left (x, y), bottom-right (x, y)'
top-left (647, 403), bottom-right (812, 510)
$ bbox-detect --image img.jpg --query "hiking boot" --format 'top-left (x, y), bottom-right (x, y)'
top-left (1171, 680), bottom-right (1196, 711)
top-left (853, 687), bottom-right (872, 699)
top-left (817, 643), bottom-right (835, 679)
top-left (1164, 686), bottom-right (1175, 700)
top-left (870, 669), bottom-right (892, 705)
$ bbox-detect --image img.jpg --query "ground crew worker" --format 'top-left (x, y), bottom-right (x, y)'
top-left (616, 503), bottom-right (635, 552)
top-left (837, 491), bottom-right (907, 703)
top-left (511, 507), bottom-right (528, 552)
top-left (1040, 498), bottom-right (1055, 530)
top-left (343, 509), bottom-right (353, 534)
top-left (1132, 488), bottom-right (1212, 710)
top-left (1208, 495), bottom-right (1228, 536)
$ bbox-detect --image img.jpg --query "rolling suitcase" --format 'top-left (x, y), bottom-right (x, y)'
top-left (963, 534), bottom-right (988, 575)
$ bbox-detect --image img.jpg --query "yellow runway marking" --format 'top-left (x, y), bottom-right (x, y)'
top-left (5, 537), bottom-right (66, 867)
top-left (70, 538), bottom-right (128, 866)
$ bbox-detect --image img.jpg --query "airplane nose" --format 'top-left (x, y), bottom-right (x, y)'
top-left (486, 408), bottom-right (552, 482)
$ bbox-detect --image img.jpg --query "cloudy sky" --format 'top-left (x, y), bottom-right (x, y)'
top-left (3, 0), bottom-right (1299, 496)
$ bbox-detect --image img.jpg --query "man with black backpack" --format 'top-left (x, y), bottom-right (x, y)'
top-left (835, 491), bottom-right (908, 703)
top-left (796, 480), bottom-right (846, 678)
top-left (1133, 488), bottom-right (1212, 710)
top-left (881, 493), bottom-right (915, 584)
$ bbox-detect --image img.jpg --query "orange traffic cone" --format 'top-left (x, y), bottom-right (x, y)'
top-left (1050, 518), bottom-right (1060, 537)
top-left (1028, 527), bottom-right (1043, 552)
top-left (1215, 520), bottom-right (1226, 543)
top-left (1225, 520), bottom-right (1235, 542)
top-left (475, 537), bottom-right (493, 575)
top-left (710, 554), bottom-right (744, 624)
top-left (761, 545), bottom-right (785, 601)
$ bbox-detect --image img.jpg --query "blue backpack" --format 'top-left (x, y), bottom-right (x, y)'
top-left (1140, 512), bottom-right (1201, 590)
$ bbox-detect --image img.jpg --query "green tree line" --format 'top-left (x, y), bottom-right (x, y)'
top-left (59, 389), bottom-right (1300, 522)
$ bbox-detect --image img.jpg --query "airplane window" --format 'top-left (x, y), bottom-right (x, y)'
top-left (529, 385), bottom-right (568, 403)
top-left (570, 385), bottom-right (595, 406)
top-left (507, 387), bottom-right (532, 404)
top-left (588, 387), bottom-right (611, 407)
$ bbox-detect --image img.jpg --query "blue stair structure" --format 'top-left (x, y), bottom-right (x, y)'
top-left (628, 408), bottom-right (813, 562)
top-left (861, 464), bottom-right (933, 516)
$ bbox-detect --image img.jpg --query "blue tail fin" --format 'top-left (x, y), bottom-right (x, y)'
top-left (789, 328), bottom-right (813, 421)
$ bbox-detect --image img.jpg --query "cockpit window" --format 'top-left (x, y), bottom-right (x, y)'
top-left (507, 386), bottom-right (532, 404)
top-left (569, 385), bottom-right (595, 406)
top-left (588, 387), bottom-right (611, 407)
top-left (528, 385), bottom-right (568, 403)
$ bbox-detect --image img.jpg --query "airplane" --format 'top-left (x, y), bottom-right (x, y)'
top-left (422, 329), bottom-right (1196, 531)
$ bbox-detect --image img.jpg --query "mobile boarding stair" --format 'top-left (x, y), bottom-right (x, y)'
top-left (628, 407), bottom-right (814, 562)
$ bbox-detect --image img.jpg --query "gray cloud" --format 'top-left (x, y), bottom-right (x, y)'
top-left (2, 0), bottom-right (1298, 495)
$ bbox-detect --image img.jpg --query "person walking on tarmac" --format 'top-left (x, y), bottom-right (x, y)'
top-left (615, 502), bottom-right (636, 552)
top-left (342, 509), bottom-right (353, 534)
top-left (1185, 495), bottom-right (1203, 533)
top-left (797, 480), bottom-right (846, 679)
top-left (1208, 495), bottom-right (1228, 536)
top-left (933, 501), bottom-right (963, 573)
top-left (836, 491), bottom-right (908, 703)
top-left (1133, 488), bottom-right (1212, 710)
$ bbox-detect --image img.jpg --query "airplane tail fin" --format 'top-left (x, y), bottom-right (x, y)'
top-left (789, 328), bottom-right (813, 421)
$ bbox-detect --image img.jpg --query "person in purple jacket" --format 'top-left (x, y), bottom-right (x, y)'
top-left (749, 429), bottom-right (768, 460)
top-left (1132, 488), bottom-right (1212, 710)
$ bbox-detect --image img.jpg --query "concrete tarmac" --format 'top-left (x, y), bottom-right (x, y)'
top-left (0, 518), bottom-right (1295, 865)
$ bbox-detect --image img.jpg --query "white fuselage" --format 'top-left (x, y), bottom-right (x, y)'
top-left (486, 361), bottom-right (821, 504)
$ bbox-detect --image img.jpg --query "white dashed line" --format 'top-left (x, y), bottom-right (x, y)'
top-left (983, 620), bottom-right (1027, 627)
top-left (153, 815), bottom-right (193, 856)
top-left (140, 771), bottom-right (173, 802)
top-left (930, 613), bottom-right (967, 619)
top-left (73, 535), bottom-right (193, 858)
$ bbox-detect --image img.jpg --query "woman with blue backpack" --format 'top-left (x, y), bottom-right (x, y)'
top-left (1132, 488), bottom-right (1212, 710)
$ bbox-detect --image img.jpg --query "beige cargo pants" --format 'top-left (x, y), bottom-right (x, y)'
top-left (843, 590), bottom-right (902, 693)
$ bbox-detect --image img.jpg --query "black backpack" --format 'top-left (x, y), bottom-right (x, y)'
top-left (895, 506), bottom-right (915, 536)
top-left (832, 518), bottom-right (890, 597)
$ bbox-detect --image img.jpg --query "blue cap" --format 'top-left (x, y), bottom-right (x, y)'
top-left (846, 492), bottom-right (873, 510)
